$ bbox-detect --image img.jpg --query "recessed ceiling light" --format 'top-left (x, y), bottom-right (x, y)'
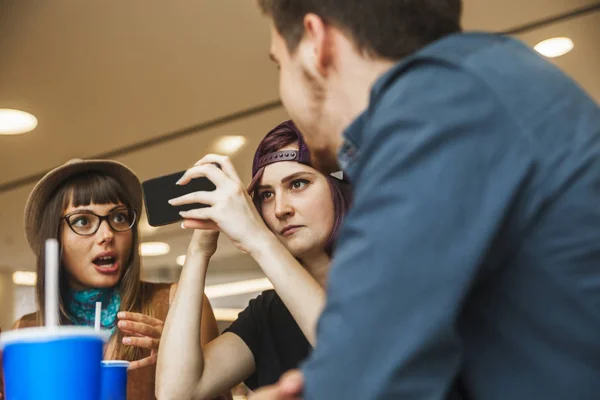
top-left (534, 37), bottom-right (574, 58)
top-left (176, 255), bottom-right (186, 266)
top-left (205, 278), bottom-right (273, 299)
top-left (0, 109), bottom-right (38, 135)
top-left (213, 135), bottom-right (247, 155)
top-left (139, 242), bottom-right (170, 257)
top-left (13, 271), bottom-right (37, 286)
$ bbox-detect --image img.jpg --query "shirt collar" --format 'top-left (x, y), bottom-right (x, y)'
top-left (341, 32), bottom-right (471, 153)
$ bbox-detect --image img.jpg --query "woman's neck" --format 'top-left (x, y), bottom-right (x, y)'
top-left (299, 251), bottom-right (331, 288)
top-left (67, 277), bottom-right (88, 292)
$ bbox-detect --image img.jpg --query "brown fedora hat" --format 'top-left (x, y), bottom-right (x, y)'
top-left (24, 158), bottom-right (142, 254)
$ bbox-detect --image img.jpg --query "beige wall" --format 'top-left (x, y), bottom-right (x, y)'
top-left (0, 272), bottom-right (37, 331)
top-left (13, 285), bottom-right (36, 324)
top-left (0, 272), bottom-right (15, 331)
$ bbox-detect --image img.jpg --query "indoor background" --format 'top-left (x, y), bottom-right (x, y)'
top-left (1, 0), bottom-right (599, 332)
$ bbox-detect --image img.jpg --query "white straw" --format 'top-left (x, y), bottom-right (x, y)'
top-left (44, 239), bottom-right (60, 328)
top-left (95, 302), bottom-right (102, 331)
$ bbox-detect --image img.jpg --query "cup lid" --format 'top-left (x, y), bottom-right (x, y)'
top-left (101, 360), bottom-right (130, 368)
top-left (0, 326), bottom-right (109, 349)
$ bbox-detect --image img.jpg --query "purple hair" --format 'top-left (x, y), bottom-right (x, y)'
top-left (248, 120), bottom-right (353, 257)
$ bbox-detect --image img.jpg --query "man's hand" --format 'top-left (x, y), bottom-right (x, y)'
top-left (249, 370), bottom-right (304, 400)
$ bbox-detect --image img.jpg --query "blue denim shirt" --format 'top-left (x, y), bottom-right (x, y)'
top-left (302, 32), bottom-right (600, 400)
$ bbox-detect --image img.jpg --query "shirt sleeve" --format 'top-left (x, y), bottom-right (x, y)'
top-left (223, 291), bottom-right (273, 389)
top-left (301, 62), bottom-right (535, 399)
top-left (224, 291), bottom-right (272, 360)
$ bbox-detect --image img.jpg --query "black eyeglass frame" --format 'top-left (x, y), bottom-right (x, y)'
top-left (61, 208), bottom-right (138, 236)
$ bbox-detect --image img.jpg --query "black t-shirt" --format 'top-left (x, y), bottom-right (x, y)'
top-left (224, 290), bottom-right (312, 391)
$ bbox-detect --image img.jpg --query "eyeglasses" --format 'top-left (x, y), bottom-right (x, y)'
top-left (62, 208), bottom-right (137, 236)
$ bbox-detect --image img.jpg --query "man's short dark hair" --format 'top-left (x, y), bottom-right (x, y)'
top-left (257, 0), bottom-right (462, 60)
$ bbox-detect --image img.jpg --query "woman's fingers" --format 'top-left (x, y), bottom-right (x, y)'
top-left (194, 154), bottom-right (243, 185)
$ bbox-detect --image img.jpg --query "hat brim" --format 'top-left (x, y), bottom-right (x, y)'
top-left (24, 159), bottom-right (142, 255)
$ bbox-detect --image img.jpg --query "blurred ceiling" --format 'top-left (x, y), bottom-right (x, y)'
top-left (1, 0), bottom-right (599, 311)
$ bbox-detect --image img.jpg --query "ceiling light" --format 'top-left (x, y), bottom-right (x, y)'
top-left (534, 37), bottom-right (574, 58)
top-left (13, 271), bottom-right (37, 286)
top-left (139, 242), bottom-right (170, 257)
top-left (176, 255), bottom-right (186, 266)
top-left (213, 308), bottom-right (243, 322)
top-left (0, 109), bottom-right (38, 135)
top-left (213, 135), bottom-right (247, 155)
top-left (205, 278), bottom-right (273, 299)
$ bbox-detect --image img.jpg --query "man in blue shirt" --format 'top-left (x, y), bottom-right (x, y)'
top-left (251, 1), bottom-right (600, 399)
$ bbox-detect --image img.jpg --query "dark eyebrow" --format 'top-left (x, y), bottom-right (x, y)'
top-left (258, 171), bottom-right (315, 191)
top-left (69, 205), bottom-right (126, 214)
top-left (281, 171), bottom-right (315, 184)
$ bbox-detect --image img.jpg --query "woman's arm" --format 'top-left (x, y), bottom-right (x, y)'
top-left (169, 283), bottom-right (220, 348)
top-left (249, 232), bottom-right (325, 346)
top-left (156, 231), bottom-right (255, 400)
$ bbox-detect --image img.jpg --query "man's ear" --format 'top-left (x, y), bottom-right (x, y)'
top-left (299, 13), bottom-right (335, 77)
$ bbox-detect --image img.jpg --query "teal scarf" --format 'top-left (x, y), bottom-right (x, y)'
top-left (67, 287), bottom-right (121, 335)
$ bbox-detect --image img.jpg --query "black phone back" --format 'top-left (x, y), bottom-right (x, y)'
top-left (141, 170), bottom-right (216, 227)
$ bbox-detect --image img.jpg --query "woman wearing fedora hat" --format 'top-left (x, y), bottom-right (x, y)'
top-left (3, 158), bottom-right (221, 400)
top-left (156, 121), bottom-right (353, 398)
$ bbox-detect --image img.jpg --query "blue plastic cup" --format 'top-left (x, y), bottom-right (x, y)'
top-left (0, 326), bottom-right (108, 400)
top-left (100, 360), bottom-right (130, 400)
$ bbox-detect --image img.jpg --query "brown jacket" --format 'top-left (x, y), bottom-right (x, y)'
top-left (8, 283), bottom-right (173, 400)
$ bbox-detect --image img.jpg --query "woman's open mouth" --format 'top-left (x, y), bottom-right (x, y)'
top-left (92, 253), bottom-right (119, 274)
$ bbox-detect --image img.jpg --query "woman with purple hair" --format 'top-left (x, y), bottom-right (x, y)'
top-left (156, 120), bottom-right (352, 399)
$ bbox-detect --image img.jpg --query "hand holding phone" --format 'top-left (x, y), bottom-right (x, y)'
top-left (142, 170), bottom-right (216, 227)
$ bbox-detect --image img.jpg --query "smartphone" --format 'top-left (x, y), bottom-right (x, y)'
top-left (142, 170), bottom-right (216, 227)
